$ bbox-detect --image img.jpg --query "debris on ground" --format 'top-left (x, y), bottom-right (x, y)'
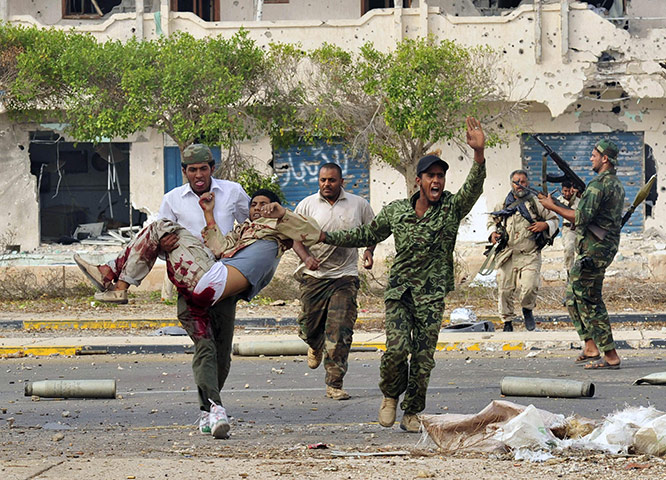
top-left (421, 401), bottom-right (666, 461)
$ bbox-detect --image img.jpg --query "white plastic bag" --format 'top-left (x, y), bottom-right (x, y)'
top-left (449, 307), bottom-right (477, 324)
top-left (582, 405), bottom-right (664, 454)
top-left (634, 414), bottom-right (666, 455)
top-left (493, 405), bottom-right (561, 450)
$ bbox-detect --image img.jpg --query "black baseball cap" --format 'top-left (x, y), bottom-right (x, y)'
top-left (416, 155), bottom-right (449, 176)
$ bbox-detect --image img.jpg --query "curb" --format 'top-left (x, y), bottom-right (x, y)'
top-left (2, 313), bottom-right (666, 332)
top-left (2, 339), bottom-right (665, 358)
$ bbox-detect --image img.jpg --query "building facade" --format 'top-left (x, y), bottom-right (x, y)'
top-left (1, 1), bottom-right (664, 276)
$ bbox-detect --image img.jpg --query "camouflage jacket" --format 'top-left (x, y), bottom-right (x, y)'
top-left (325, 162), bottom-right (486, 303)
top-left (575, 169), bottom-right (624, 260)
top-left (202, 210), bottom-right (321, 259)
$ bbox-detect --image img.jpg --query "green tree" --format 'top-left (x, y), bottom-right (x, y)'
top-left (1, 25), bottom-right (273, 162)
top-left (289, 37), bottom-right (522, 192)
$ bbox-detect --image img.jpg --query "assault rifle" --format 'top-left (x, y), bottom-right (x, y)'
top-left (531, 135), bottom-right (587, 194)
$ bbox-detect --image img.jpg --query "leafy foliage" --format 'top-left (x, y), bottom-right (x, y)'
top-left (235, 166), bottom-right (286, 203)
top-left (1, 25), bottom-right (273, 154)
top-left (286, 37), bottom-right (521, 190)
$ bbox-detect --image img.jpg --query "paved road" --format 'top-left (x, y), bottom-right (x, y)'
top-left (3, 348), bottom-right (665, 438)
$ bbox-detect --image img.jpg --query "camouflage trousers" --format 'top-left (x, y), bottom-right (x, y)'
top-left (566, 255), bottom-right (616, 352)
top-left (381, 290), bottom-right (443, 415)
top-left (298, 275), bottom-right (359, 389)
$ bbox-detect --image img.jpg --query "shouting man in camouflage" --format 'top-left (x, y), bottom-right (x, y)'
top-left (318, 117), bottom-right (486, 432)
top-left (539, 140), bottom-right (624, 369)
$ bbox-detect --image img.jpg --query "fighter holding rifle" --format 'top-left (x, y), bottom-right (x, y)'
top-left (538, 138), bottom-right (655, 369)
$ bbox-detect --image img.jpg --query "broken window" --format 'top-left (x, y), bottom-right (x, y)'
top-left (63, 0), bottom-right (123, 18)
top-left (362, 1), bottom-right (412, 15)
top-left (29, 133), bottom-right (145, 243)
top-left (171, 0), bottom-right (220, 21)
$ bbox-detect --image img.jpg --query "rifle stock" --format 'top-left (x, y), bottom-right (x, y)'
top-left (531, 135), bottom-right (587, 193)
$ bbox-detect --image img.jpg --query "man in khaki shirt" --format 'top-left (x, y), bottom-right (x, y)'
top-left (488, 170), bottom-right (559, 331)
top-left (557, 180), bottom-right (580, 277)
top-left (293, 163), bottom-right (375, 400)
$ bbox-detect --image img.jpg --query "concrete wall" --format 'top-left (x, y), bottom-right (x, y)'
top-left (0, 115), bottom-right (40, 252)
top-left (3, 1), bottom-right (666, 257)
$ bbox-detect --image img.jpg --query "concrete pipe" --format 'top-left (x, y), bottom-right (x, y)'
top-left (25, 379), bottom-right (117, 399)
top-left (500, 376), bottom-right (594, 398)
top-left (233, 340), bottom-right (309, 356)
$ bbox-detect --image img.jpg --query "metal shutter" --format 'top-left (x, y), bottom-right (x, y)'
top-left (274, 141), bottom-right (370, 209)
top-left (522, 132), bottom-right (644, 233)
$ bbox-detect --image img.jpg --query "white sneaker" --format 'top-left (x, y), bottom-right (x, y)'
top-left (198, 411), bottom-right (211, 434)
top-left (209, 400), bottom-right (230, 439)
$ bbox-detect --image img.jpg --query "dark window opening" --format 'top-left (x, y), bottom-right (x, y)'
top-left (63, 0), bottom-right (123, 18)
top-left (29, 133), bottom-right (145, 243)
top-left (645, 144), bottom-right (658, 218)
top-left (362, 1), bottom-right (412, 15)
top-left (171, 0), bottom-right (220, 21)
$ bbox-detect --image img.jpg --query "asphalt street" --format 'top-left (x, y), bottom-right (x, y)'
top-left (3, 348), bottom-right (665, 443)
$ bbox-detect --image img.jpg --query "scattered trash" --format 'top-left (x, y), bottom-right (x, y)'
top-left (449, 307), bottom-right (477, 324)
top-left (149, 326), bottom-right (188, 336)
top-left (25, 379), bottom-right (117, 399)
top-left (634, 415), bottom-right (666, 455)
top-left (43, 422), bottom-right (74, 431)
top-left (442, 321), bottom-right (495, 333)
top-left (270, 300), bottom-right (287, 306)
top-left (329, 450), bottom-right (410, 457)
top-left (421, 401), bottom-right (666, 461)
top-left (307, 443), bottom-right (328, 449)
top-left (52, 432), bottom-right (65, 442)
top-left (494, 405), bottom-right (561, 450)
top-left (633, 372), bottom-right (666, 385)
top-left (500, 376), bottom-right (594, 398)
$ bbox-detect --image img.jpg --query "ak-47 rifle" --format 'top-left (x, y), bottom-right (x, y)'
top-left (531, 135), bottom-right (587, 194)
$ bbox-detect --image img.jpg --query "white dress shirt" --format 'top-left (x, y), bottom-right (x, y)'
top-left (158, 178), bottom-right (250, 240)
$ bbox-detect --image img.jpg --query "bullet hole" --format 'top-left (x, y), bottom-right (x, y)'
top-left (18, 145), bottom-right (24, 150)
top-left (519, 49), bottom-right (524, 54)
top-left (611, 106), bottom-right (621, 114)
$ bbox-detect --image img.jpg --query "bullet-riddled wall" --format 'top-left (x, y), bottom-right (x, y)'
top-left (2, 2), bottom-right (666, 254)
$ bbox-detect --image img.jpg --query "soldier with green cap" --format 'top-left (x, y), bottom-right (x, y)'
top-left (539, 139), bottom-right (624, 369)
top-left (157, 144), bottom-right (250, 434)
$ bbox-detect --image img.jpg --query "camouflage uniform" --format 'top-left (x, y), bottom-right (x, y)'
top-left (489, 196), bottom-right (558, 324)
top-left (557, 194), bottom-right (580, 275)
top-left (567, 169), bottom-right (624, 352)
top-left (325, 162), bottom-right (485, 414)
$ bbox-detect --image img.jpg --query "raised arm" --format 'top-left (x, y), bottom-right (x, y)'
top-left (199, 192), bottom-right (242, 258)
top-left (451, 117), bottom-right (487, 218)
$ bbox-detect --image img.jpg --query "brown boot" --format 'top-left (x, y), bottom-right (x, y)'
top-left (378, 397), bottom-right (398, 427)
top-left (307, 347), bottom-right (323, 369)
top-left (399, 413), bottom-right (421, 433)
top-left (326, 386), bottom-right (350, 400)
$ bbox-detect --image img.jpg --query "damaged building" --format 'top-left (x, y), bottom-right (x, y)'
top-left (0, 1), bottom-right (665, 279)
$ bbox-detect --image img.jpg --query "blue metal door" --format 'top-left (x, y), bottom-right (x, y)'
top-left (163, 146), bottom-right (222, 193)
top-left (522, 132), bottom-right (645, 232)
top-left (274, 141), bottom-right (370, 209)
